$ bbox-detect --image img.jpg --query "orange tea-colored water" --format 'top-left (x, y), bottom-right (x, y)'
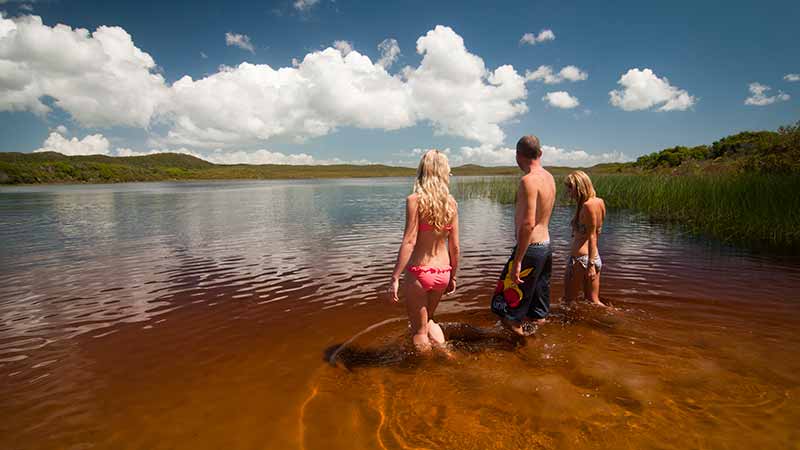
top-left (1, 179), bottom-right (798, 449)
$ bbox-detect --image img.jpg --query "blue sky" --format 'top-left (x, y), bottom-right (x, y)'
top-left (0, 0), bottom-right (798, 166)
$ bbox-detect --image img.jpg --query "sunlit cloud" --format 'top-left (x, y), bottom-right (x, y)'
top-left (525, 65), bottom-right (588, 84)
top-left (542, 91), bottom-right (580, 109)
top-left (609, 68), bottom-right (696, 111)
top-left (0, 17), bottom-right (529, 154)
top-left (225, 32), bottom-right (255, 53)
top-left (519, 29), bottom-right (555, 45)
top-left (293, 0), bottom-right (319, 12)
top-left (744, 82), bottom-right (790, 106)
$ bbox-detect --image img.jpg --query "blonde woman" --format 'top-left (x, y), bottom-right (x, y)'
top-left (388, 150), bottom-right (459, 351)
top-left (564, 170), bottom-right (606, 306)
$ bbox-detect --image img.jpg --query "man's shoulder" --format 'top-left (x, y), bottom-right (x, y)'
top-left (521, 168), bottom-right (555, 186)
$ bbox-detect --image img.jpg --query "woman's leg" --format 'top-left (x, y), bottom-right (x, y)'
top-left (583, 268), bottom-right (603, 305)
top-left (426, 289), bottom-right (446, 345)
top-left (564, 259), bottom-right (583, 302)
top-left (404, 275), bottom-right (431, 351)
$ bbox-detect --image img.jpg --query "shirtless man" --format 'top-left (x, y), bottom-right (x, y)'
top-left (490, 135), bottom-right (556, 336)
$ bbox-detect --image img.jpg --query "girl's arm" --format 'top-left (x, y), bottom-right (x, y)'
top-left (446, 199), bottom-right (460, 294)
top-left (389, 195), bottom-right (419, 301)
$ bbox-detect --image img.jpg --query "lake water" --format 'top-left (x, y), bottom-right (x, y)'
top-left (1, 178), bottom-right (799, 450)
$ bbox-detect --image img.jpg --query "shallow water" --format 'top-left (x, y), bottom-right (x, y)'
top-left (1, 178), bottom-right (799, 450)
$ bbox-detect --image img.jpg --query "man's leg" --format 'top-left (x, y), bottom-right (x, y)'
top-left (499, 246), bottom-right (545, 336)
top-left (526, 251), bottom-right (552, 327)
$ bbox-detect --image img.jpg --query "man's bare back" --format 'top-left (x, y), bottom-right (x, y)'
top-left (515, 168), bottom-right (556, 246)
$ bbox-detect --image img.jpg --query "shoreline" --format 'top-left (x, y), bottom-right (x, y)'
top-left (0, 151), bottom-right (534, 185)
top-left (0, 172), bottom-right (526, 188)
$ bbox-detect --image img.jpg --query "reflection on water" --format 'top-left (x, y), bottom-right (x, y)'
top-left (1, 178), bottom-right (799, 450)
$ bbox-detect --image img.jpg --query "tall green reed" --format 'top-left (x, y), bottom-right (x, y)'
top-left (452, 174), bottom-right (800, 247)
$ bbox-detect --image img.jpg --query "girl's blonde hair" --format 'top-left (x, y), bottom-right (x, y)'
top-left (564, 170), bottom-right (596, 230)
top-left (413, 149), bottom-right (455, 231)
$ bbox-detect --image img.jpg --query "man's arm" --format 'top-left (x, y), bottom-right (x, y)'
top-left (511, 177), bottom-right (537, 284)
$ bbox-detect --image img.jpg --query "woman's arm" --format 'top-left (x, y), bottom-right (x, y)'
top-left (389, 195), bottom-right (419, 301)
top-left (446, 199), bottom-right (460, 294)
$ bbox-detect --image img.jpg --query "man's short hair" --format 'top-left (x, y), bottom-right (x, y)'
top-left (516, 135), bottom-right (542, 159)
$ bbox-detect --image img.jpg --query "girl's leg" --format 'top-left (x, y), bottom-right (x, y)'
top-left (404, 276), bottom-right (431, 351)
top-left (583, 269), bottom-right (603, 306)
top-left (564, 260), bottom-right (583, 302)
top-left (426, 289), bottom-right (446, 345)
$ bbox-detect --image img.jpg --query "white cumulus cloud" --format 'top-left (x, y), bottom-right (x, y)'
top-left (0, 14), bottom-right (169, 127)
top-left (744, 82), bottom-right (790, 106)
top-left (293, 0), bottom-right (319, 11)
top-left (1, 17), bottom-right (530, 156)
top-left (161, 25), bottom-right (527, 149)
top-left (34, 131), bottom-right (110, 155)
top-left (35, 132), bottom-right (363, 165)
top-left (784, 73), bottom-right (799, 82)
top-left (559, 65), bottom-right (588, 82)
top-left (525, 65), bottom-right (588, 84)
top-left (542, 91), bottom-right (579, 109)
top-left (609, 68), bottom-right (696, 111)
top-left (455, 144), bottom-right (628, 167)
top-left (332, 40), bottom-right (353, 56)
top-left (403, 26), bottom-right (528, 147)
top-left (225, 32), bottom-right (255, 53)
top-left (376, 38), bottom-right (400, 69)
top-left (520, 29), bottom-right (555, 45)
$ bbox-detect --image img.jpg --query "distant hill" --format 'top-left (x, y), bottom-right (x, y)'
top-left (0, 151), bottom-right (424, 184)
top-left (3, 122), bottom-right (796, 184)
top-left (0, 148), bottom-right (594, 184)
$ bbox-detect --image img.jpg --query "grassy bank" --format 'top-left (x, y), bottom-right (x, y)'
top-left (0, 152), bottom-right (418, 184)
top-left (453, 174), bottom-right (800, 248)
top-left (0, 151), bottom-right (549, 184)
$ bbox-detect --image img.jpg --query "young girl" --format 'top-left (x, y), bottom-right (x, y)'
top-left (564, 170), bottom-right (606, 306)
top-left (388, 150), bottom-right (459, 351)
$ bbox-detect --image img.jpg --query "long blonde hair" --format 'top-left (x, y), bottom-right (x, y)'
top-left (413, 149), bottom-right (455, 231)
top-left (564, 170), bottom-right (596, 230)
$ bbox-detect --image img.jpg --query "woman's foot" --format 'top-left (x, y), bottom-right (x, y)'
top-left (427, 319), bottom-right (446, 345)
top-left (588, 298), bottom-right (607, 307)
top-left (412, 333), bottom-right (432, 352)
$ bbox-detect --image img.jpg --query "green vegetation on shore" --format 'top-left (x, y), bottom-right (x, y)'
top-left (627, 121), bottom-right (800, 175)
top-left (453, 122), bottom-right (800, 248)
top-left (0, 151), bottom-right (417, 184)
top-left (454, 173), bottom-right (800, 248)
top-left (0, 152), bottom-right (537, 185)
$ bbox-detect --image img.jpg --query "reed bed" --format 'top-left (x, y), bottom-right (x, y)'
top-left (452, 174), bottom-right (800, 248)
